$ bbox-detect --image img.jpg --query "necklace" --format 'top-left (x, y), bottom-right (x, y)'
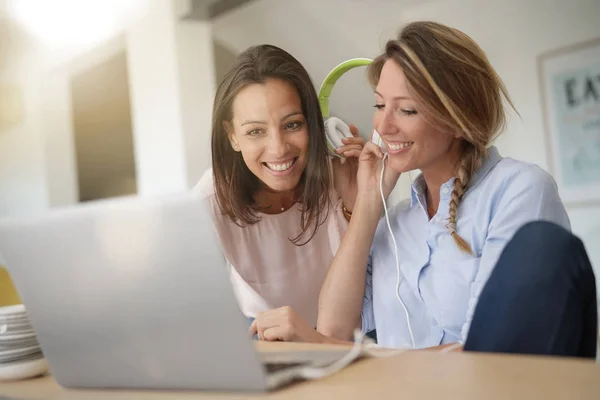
top-left (255, 186), bottom-right (299, 214)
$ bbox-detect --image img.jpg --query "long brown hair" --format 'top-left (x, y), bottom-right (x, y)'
top-left (368, 21), bottom-right (517, 254)
top-left (211, 44), bottom-right (330, 245)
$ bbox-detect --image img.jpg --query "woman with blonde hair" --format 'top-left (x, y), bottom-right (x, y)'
top-left (250, 21), bottom-right (597, 358)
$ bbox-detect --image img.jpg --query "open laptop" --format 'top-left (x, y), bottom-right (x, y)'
top-left (0, 193), bottom-right (365, 392)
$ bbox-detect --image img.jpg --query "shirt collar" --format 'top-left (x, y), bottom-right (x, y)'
top-left (409, 145), bottom-right (502, 207)
top-left (410, 174), bottom-right (426, 208)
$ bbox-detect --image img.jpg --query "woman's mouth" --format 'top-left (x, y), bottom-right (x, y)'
top-left (263, 158), bottom-right (298, 176)
top-left (386, 141), bottom-right (414, 154)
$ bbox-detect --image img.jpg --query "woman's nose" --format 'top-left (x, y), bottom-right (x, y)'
top-left (375, 109), bottom-right (397, 136)
top-left (267, 131), bottom-right (287, 158)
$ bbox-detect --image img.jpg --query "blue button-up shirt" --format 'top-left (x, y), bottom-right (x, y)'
top-left (361, 146), bottom-right (571, 349)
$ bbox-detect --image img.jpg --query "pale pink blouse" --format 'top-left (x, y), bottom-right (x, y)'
top-left (193, 168), bottom-right (347, 326)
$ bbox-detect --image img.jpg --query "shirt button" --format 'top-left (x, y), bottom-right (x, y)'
top-left (442, 187), bottom-right (450, 194)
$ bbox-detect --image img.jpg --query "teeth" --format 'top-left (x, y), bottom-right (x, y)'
top-left (387, 142), bottom-right (414, 151)
top-left (265, 159), bottom-right (294, 171)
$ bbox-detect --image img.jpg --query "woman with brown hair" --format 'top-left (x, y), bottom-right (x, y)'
top-left (194, 44), bottom-right (364, 329)
top-left (250, 22), bottom-right (597, 359)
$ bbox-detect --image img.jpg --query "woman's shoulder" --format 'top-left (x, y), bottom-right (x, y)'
top-left (483, 155), bottom-right (559, 197)
top-left (472, 153), bottom-right (569, 228)
top-left (192, 169), bottom-right (225, 224)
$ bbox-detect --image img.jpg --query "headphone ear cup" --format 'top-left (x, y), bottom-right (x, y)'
top-left (325, 117), bottom-right (352, 157)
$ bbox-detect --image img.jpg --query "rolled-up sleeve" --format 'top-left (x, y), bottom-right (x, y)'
top-left (460, 166), bottom-right (570, 341)
top-left (360, 254), bottom-right (375, 334)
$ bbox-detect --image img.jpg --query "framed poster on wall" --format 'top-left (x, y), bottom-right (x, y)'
top-left (538, 37), bottom-right (600, 207)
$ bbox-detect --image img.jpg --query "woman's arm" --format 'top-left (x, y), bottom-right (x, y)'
top-left (316, 194), bottom-right (383, 340)
top-left (247, 193), bottom-right (381, 344)
top-left (317, 142), bottom-right (400, 340)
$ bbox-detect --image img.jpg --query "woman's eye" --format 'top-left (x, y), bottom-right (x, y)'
top-left (400, 109), bottom-right (417, 116)
top-left (247, 129), bottom-right (262, 136)
top-left (285, 121), bottom-right (303, 130)
top-left (373, 104), bottom-right (385, 110)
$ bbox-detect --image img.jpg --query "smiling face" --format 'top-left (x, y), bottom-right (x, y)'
top-left (373, 59), bottom-right (460, 175)
top-left (226, 78), bottom-right (309, 193)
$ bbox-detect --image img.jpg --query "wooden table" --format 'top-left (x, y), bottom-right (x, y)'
top-left (1, 342), bottom-right (599, 399)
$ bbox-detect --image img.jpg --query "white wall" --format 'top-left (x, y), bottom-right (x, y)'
top-left (0, 25), bottom-right (49, 216)
top-left (175, 19), bottom-right (217, 189)
top-left (0, 76), bottom-right (49, 216)
top-left (126, 1), bottom-right (189, 197)
top-left (212, 0), bottom-right (600, 275)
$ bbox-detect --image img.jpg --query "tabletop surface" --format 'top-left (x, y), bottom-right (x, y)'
top-left (1, 342), bottom-right (599, 400)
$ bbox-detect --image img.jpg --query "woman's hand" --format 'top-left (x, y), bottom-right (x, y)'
top-left (249, 306), bottom-right (327, 343)
top-left (356, 141), bottom-right (401, 202)
top-left (332, 124), bottom-right (365, 212)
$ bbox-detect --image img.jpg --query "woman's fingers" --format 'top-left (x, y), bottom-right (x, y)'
top-left (361, 141), bottom-right (385, 161)
top-left (335, 144), bottom-right (363, 155)
top-left (348, 124), bottom-right (360, 138)
top-left (335, 134), bottom-right (366, 160)
top-left (262, 326), bottom-right (291, 342)
top-left (249, 311), bottom-right (277, 338)
top-left (248, 319), bottom-right (258, 337)
top-left (341, 137), bottom-right (365, 146)
top-left (340, 149), bottom-right (362, 159)
top-left (249, 306), bottom-right (303, 341)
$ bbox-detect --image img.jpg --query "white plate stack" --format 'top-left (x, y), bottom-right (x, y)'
top-left (0, 305), bottom-right (49, 381)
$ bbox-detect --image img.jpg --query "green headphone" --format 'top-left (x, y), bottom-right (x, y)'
top-left (318, 57), bottom-right (373, 119)
top-left (317, 58), bottom-right (383, 156)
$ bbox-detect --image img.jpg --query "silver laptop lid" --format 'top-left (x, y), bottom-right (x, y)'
top-left (0, 194), bottom-right (268, 391)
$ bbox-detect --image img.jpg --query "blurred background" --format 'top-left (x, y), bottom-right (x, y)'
top-left (0, 0), bottom-right (599, 305)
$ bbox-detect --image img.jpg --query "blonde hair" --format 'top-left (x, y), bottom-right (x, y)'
top-left (368, 21), bottom-right (517, 254)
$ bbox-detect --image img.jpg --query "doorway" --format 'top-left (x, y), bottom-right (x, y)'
top-left (70, 50), bottom-right (137, 202)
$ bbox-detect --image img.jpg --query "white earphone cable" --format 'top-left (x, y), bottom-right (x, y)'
top-left (380, 154), bottom-right (416, 349)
